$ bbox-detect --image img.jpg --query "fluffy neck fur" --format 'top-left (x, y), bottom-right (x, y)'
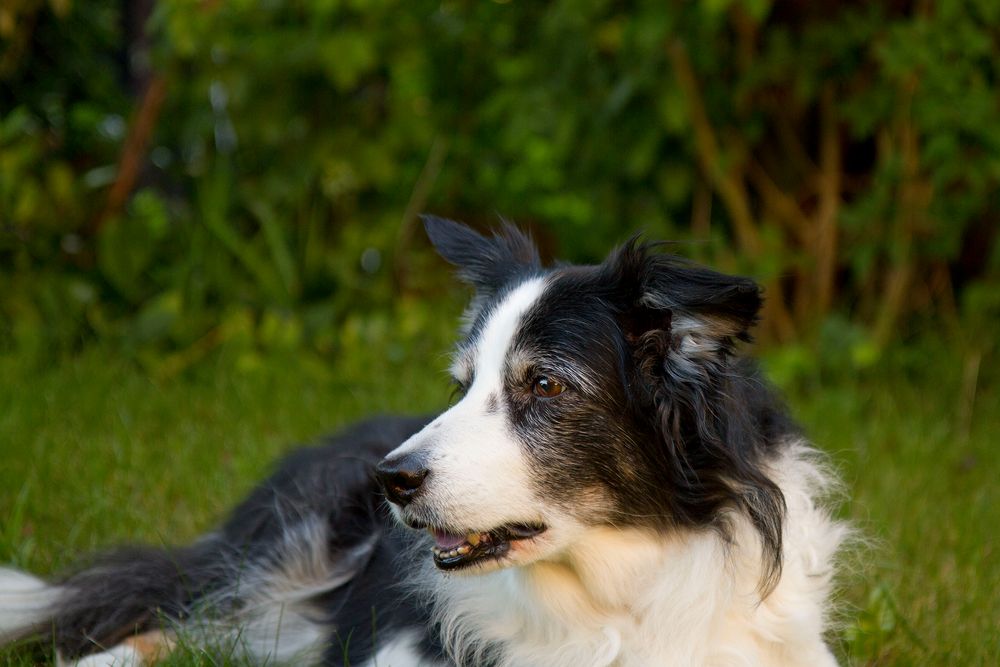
top-left (426, 443), bottom-right (847, 667)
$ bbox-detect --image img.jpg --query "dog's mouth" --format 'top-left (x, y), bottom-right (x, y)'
top-left (426, 522), bottom-right (547, 570)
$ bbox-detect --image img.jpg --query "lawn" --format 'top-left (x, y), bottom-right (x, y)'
top-left (0, 333), bottom-right (996, 666)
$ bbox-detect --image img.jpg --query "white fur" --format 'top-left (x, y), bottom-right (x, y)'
top-left (451, 277), bottom-right (547, 385)
top-left (0, 569), bottom-right (149, 666)
top-left (389, 274), bottom-right (847, 665)
top-left (191, 519), bottom-right (374, 664)
top-left (361, 630), bottom-right (448, 667)
top-left (0, 567), bottom-right (62, 643)
top-left (58, 645), bottom-right (142, 667)
top-left (423, 442), bottom-right (847, 667)
top-left (392, 278), bottom-right (551, 535)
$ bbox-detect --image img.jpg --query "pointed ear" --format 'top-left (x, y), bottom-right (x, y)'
top-left (422, 215), bottom-right (541, 293)
top-left (606, 239), bottom-right (762, 363)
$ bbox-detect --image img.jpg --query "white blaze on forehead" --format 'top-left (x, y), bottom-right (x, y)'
top-left (455, 277), bottom-right (548, 391)
top-left (386, 276), bottom-right (550, 534)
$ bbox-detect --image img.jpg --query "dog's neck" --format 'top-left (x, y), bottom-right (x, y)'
top-left (426, 448), bottom-right (844, 667)
top-left (428, 524), bottom-right (751, 667)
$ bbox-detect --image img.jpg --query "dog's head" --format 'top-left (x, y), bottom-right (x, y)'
top-left (377, 217), bottom-right (785, 587)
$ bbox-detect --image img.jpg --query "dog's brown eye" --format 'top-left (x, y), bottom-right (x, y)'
top-left (531, 376), bottom-right (564, 398)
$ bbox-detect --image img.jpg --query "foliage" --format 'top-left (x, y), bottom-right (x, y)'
top-left (1, 0), bottom-right (998, 367)
top-left (1, 6), bottom-right (997, 665)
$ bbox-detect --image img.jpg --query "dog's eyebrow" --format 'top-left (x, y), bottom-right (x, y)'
top-left (506, 349), bottom-right (599, 395)
top-left (449, 347), bottom-right (474, 382)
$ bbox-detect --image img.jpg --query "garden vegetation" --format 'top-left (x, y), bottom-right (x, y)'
top-left (0, 1), bottom-right (997, 664)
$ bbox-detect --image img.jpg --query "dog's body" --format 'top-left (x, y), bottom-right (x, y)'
top-left (1, 219), bottom-right (847, 666)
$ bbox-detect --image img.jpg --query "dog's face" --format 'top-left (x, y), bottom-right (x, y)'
top-left (382, 271), bottom-right (636, 573)
top-left (377, 218), bottom-right (781, 578)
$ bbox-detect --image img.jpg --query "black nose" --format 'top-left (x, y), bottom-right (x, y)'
top-left (376, 453), bottom-right (429, 507)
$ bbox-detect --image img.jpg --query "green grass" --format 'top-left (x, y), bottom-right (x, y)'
top-left (0, 337), bottom-right (996, 666)
top-left (787, 345), bottom-right (999, 666)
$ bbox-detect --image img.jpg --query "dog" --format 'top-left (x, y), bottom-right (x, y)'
top-left (0, 217), bottom-right (848, 666)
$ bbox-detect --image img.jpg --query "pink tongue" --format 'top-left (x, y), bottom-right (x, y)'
top-left (432, 530), bottom-right (467, 549)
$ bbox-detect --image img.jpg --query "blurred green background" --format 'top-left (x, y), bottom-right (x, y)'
top-left (0, 1), bottom-right (998, 665)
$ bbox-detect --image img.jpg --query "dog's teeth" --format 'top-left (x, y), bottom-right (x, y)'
top-left (467, 533), bottom-right (481, 546)
top-left (456, 545), bottom-right (471, 555)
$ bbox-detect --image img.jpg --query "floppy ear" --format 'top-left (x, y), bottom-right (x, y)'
top-left (606, 239), bottom-right (763, 370)
top-left (422, 215), bottom-right (541, 295)
top-left (608, 240), bottom-right (783, 594)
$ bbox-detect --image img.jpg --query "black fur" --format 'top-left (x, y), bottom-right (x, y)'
top-left (422, 215), bottom-right (541, 298)
top-left (49, 416), bottom-right (445, 664)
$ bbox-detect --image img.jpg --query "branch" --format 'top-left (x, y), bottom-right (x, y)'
top-left (690, 175), bottom-right (712, 240)
top-left (393, 136), bottom-right (449, 289)
top-left (873, 77), bottom-right (928, 348)
top-left (92, 73), bottom-right (168, 231)
top-left (667, 40), bottom-right (761, 256)
top-left (746, 158), bottom-right (811, 246)
top-left (668, 40), bottom-right (798, 341)
top-left (814, 84), bottom-right (842, 316)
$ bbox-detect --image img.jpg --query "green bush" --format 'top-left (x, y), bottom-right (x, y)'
top-left (1, 0), bottom-right (997, 366)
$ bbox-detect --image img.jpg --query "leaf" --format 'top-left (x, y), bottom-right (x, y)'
top-left (320, 30), bottom-right (377, 90)
top-left (96, 190), bottom-right (170, 302)
top-left (249, 199), bottom-right (299, 300)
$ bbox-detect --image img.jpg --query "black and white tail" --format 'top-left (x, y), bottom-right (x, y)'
top-left (0, 567), bottom-right (63, 643)
top-left (0, 416), bottom-right (437, 667)
top-left (0, 543), bottom-right (227, 666)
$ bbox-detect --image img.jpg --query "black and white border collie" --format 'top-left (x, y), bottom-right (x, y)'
top-left (1, 218), bottom-right (848, 666)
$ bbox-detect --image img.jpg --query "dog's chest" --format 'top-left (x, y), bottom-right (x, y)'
top-left (427, 537), bottom-right (732, 667)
